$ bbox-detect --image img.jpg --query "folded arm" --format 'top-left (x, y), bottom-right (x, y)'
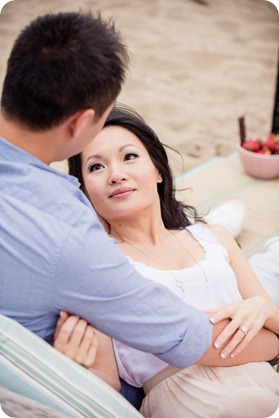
top-left (197, 316), bottom-right (278, 366)
top-left (55, 311), bottom-right (278, 393)
top-left (204, 225), bottom-right (279, 359)
top-left (54, 311), bottom-right (120, 391)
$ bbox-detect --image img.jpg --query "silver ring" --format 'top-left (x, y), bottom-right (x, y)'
top-left (238, 325), bottom-right (249, 336)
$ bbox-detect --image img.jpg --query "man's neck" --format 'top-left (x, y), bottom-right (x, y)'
top-left (0, 113), bottom-right (61, 165)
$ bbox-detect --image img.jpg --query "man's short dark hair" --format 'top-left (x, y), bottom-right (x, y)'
top-left (1, 11), bottom-right (129, 131)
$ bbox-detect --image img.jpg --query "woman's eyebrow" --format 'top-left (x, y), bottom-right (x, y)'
top-left (85, 144), bottom-right (138, 163)
top-left (86, 154), bottom-right (102, 163)
top-left (119, 143), bottom-right (137, 151)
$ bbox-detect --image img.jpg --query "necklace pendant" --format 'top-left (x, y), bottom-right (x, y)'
top-left (176, 280), bottom-right (185, 292)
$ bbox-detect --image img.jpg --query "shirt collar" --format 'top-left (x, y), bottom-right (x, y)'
top-left (0, 136), bottom-right (80, 187)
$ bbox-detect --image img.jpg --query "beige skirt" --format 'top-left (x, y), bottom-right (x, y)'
top-left (140, 362), bottom-right (279, 418)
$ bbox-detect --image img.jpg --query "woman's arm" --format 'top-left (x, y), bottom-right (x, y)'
top-left (197, 317), bottom-right (279, 366)
top-left (88, 329), bottom-right (120, 391)
top-left (54, 311), bottom-right (120, 391)
top-left (206, 225), bottom-right (279, 358)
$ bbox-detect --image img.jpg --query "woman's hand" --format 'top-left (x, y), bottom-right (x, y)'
top-left (208, 296), bottom-right (273, 358)
top-left (54, 311), bottom-right (98, 368)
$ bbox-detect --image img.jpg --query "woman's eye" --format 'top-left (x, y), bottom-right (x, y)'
top-left (124, 153), bottom-right (138, 161)
top-left (88, 163), bottom-right (104, 172)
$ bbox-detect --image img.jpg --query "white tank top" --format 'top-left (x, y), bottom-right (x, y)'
top-left (113, 223), bottom-right (242, 387)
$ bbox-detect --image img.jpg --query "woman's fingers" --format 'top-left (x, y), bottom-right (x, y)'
top-left (54, 315), bottom-right (80, 351)
top-left (76, 326), bottom-right (99, 368)
top-left (62, 319), bottom-right (88, 359)
top-left (54, 310), bottom-right (69, 340)
top-left (218, 326), bottom-right (254, 358)
top-left (209, 298), bottom-right (270, 357)
top-left (219, 319), bottom-right (264, 358)
top-left (54, 315), bottom-right (99, 368)
top-left (213, 315), bottom-right (265, 357)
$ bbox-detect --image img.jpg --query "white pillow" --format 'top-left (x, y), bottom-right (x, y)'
top-left (0, 314), bottom-right (143, 417)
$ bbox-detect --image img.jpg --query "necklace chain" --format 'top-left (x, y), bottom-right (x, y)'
top-left (111, 229), bottom-right (211, 309)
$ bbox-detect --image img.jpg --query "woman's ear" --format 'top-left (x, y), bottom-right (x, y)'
top-left (157, 173), bottom-right (163, 183)
top-left (69, 109), bottom-right (95, 139)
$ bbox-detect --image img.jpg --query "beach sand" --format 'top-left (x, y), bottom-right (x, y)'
top-left (0, 0), bottom-right (278, 175)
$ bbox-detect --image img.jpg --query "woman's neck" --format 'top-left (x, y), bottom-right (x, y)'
top-left (109, 217), bottom-right (167, 246)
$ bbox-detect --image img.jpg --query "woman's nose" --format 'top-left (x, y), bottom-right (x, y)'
top-left (108, 166), bottom-right (127, 184)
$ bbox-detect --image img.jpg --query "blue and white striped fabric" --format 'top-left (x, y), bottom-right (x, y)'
top-left (0, 314), bottom-right (143, 417)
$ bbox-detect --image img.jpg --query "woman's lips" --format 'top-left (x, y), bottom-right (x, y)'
top-left (109, 187), bottom-right (135, 198)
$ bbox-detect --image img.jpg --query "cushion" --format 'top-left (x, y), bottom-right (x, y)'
top-left (0, 386), bottom-right (68, 417)
top-left (0, 314), bottom-right (143, 417)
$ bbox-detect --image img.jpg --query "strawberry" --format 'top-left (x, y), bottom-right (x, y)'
top-left (267, 133), bottom-right (275, 141)
top-left (261, 138), bottom-right (276, 153)
top-left (258, 149), bottom-right (272, 154)
top-left (242, 139), bottom-right (261, 152)
top-left (260, 146), bottom-right (272, 154)
top-left (241, 133), bottom-right (279, 154)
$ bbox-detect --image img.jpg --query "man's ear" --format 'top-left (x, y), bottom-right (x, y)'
top-left (69, 109), bottom-right (95, 139)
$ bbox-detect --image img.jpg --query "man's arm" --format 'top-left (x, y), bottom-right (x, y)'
top-left (54, 215), bottom-right (213, 369)
top-left (198, 318), bottom-right (279, 366)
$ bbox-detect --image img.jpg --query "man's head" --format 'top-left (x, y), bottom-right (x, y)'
top-left (1, 11), bottom-right (129, 132)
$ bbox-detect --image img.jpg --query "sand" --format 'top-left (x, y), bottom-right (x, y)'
top-left (0, 0), bottom-right (278, 175)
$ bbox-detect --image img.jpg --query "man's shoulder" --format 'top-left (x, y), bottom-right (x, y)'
top-left (0, 161), bottom-right (100, 264)
top-left (1, 160), bottom-right (93, 221)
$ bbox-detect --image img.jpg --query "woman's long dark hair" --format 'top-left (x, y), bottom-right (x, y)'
top-left (68, 104), bottom-right (203, 229)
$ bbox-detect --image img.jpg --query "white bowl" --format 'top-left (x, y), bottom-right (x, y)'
top-left (237, 144), bottom-right (279, 180)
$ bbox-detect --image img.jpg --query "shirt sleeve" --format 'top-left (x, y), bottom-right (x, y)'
top-left (54, 211), bottom-right (213, 368)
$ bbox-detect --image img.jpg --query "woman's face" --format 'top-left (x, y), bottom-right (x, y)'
top-left (81, 125), bottom-right (162, 223)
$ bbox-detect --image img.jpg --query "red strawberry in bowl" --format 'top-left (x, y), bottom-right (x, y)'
top-left (261, 138), bottom-right (276, 153)
top-left (242, 139), bottom-right (261, 152)
top-left (258, 148), bottom-right (272, 155)
top-left (241, 133), bottom-right (279, 155)
top-left (267, 133), bottom-right (275, 141)
top-left (237, 132), bottom-right (279, 179)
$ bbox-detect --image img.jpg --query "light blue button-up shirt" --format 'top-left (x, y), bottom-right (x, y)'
top-left (0, 137), bottom-right (212, 367)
